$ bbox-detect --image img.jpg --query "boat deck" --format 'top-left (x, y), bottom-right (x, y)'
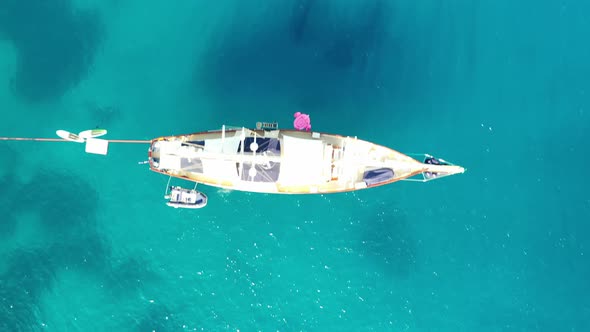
top-left (148, 127), bottom-right (462, 194)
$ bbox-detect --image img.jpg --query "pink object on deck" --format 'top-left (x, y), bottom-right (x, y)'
top-left (293, 112), bottom-right (311, 131)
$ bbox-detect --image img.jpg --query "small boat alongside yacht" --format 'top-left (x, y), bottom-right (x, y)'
top-left (165, 186), bottom-right (208, 209)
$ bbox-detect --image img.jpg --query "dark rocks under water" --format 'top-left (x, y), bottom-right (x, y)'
top-left (0, 167), bottom-right (172, 331)
top-left (195, 0), bottom-right (395, 116)
top-left (0, 0), bottom-right (103, 103)
top-left (360, 203), bottom-right (417, 279)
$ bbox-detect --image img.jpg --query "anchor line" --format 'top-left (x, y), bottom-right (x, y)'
top-left (0, 137), bottom-right (151, 144)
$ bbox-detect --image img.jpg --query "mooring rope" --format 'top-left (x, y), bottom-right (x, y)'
top-left (0, 137), bottom-right (151, 144)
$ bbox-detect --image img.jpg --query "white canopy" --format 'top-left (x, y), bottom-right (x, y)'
top-left (278, 135), bottom-right (325, 185)
top-left (158, 141), bottom-right (182, 169)
top-left (204, 134), bottom-right (242, 154)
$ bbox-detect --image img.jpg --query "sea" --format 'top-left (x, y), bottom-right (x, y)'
top-left (0, 1), bottom-right (589, 331)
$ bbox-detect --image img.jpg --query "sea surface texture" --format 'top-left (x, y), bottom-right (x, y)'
top-left (1, 1), bottom-right (589, 331)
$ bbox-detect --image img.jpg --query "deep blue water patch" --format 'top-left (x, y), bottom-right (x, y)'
top-left (52, 231), bottom-right (111, 273)
top-left (0, 175), bottom-right (18, 236)
top-left (0, 249), bottom-right (57, 331)
top-left (0, 0), bottom-right (103, 103)
top-left (17, 170), bottom-right (99, 234)
top-left (358, 200), bottom-right (416, 278)
top-left (135, 303), bottom-right (177, 332)
top-left (0, 239), bottom-right (110, 330)
top-left (104, 257), bottom-right (160, 297)
top-left (0, 176), bottom-right (16, 239)
top-left (15, 169), bottom-right (113, 273)
top-left (84, 101), bottom-right (122, 128)
top-left (0, 170), bottom-right (109, 330)
top-left (196, 0), bottom-right (395, 115)
top-left (0, 167), bottom-right (168, 330)
top-left (0, 146), bottom-right (20, 237)
top-left (0, 200), bottom-right (16, 237)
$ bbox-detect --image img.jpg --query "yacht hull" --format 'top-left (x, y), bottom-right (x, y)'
top-left (148, 127), bottom-right (464, 194)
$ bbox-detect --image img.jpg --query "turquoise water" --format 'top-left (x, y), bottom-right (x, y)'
top-left (1, 1), bottom-right (589, 331)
